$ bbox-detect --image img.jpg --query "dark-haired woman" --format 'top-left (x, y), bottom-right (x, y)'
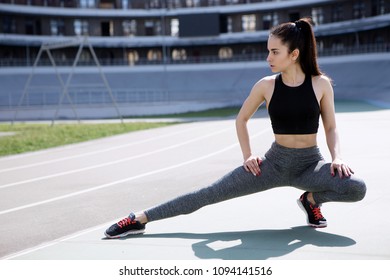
top-left (105, 18), bottom-right (366, 238)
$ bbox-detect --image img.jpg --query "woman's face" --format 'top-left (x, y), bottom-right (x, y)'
top-left (266, 35), bottom-right (296, 73)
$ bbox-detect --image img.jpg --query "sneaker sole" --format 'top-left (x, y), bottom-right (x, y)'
top-left (296, 199), bottom-right (327, 228)
top-left (104, 228), bottom-right (145, 239)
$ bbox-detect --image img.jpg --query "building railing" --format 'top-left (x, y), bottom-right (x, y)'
top-left (0, 0), bottom-right (319, 10)
top-left (0, 87), bottom-right (247, 110)
top-left (0, 43), bottom-right (389, 67)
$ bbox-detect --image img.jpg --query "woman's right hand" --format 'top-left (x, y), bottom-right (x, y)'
top-left (243, 155), bottom-right (262, 176)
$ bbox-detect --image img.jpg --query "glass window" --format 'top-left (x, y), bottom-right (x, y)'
top-left (149, 0), bottom-right (160, 8)
top-left (242, 14), bottom-right (256, 32)
top-left (172, 49), bottom-right (187, 60)
top-left (208, 0), bottom-right (220, 6)
top-left (372, 0), bottom-right (386, 15)
top-left (166, 0), bottom-right (181, 9)
top-left (170, 18), bottom-right (179, 37)
top-left (80, 49), bottom-right (91, 62)
top-left (226, 0), bottom-right (239, 4)
top-left (2, 16), bottom-right (16, 33)
top-left (101, 21), bottom-right (114, 36)
top-left (127, 50), bottom-right (139, 66)
top-left (219, 47), bottom-right (233, 59)
top-left (25, 19), bottom-right (34, 35)
top-left (123, 20), bottom-right (137, 36)
top-left (262, 14), bottom-right (272, 30)
top-left (145, 20), bottom-right (155, 36)
top-left (312, 7), bottom-right (324, 25)
top-left (155, 20), bottom-right (162, 35)
top-left (80, 0), bottom-right (95, 8)
top-left (74, 19), bottom-right (89, 36)
top-left (332, 4), bottom-right (344, 22)
top-left (185, 0), bottom-right (200, 7)
top-left (227, 16), bottom-right (233, 33)
top-left (353, 1), bottom-right (366, 19)
top-left (50, 19), bottom-right (65, 35)
top-left (272, 13), bottom-right (279, 27)
top-left (147, 49), bottom-right (162, 61)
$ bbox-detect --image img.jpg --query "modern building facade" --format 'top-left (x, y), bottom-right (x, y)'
top-left (0, 0), bottom-right (389, 120)
top-left (1, 0), bottom-right (389, 66)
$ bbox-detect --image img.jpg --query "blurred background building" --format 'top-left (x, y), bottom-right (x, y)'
top-left (0, 0), bottom-right (389, 120)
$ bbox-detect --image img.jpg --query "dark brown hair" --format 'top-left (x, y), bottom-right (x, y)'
top-left (270, 17), bottom-right (322, 76)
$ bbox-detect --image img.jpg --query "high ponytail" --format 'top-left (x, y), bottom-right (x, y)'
top-left (270, 17), bottom-right (322, 76)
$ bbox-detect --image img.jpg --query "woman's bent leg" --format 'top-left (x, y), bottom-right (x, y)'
top-left (293, 161), bottom-right (366, 204)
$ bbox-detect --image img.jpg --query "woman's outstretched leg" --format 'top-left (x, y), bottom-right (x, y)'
top-left (104, 159), bottom-right (284, 238)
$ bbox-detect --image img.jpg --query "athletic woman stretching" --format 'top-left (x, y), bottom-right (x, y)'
top-left (105, 18), bottom-right (366, 238)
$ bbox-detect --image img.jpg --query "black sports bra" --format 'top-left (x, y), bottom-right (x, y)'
top-left (268, 73), bottom-right (320, 135)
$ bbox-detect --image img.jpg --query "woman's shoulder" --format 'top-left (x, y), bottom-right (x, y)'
top-left (249, 74), bottom-right (277, 99)
top-left (312, 74), bottom-right (333, 87)
top-left (312, 74), bottom-right (334, 100)
top-left (261, 74), bottom-right (278, 82)
top-left (254, 74), bottom-right (278, 89)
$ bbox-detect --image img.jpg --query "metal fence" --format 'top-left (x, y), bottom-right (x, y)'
top-left (1, 43), bottom-right (388, 67)
top-left (0, 88), bottom-right (247, 109)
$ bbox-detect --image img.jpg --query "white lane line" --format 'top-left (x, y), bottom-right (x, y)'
top-left (0, 128), bottom-right (270, 216)
top-left (0, 127), bottom-right (232, 189)
top-left (0, 123), bottom-right (214, 173)
top-left (1, 123), bottom-right (186, 162)
top-left (1, 221), bottom-right (113, 260)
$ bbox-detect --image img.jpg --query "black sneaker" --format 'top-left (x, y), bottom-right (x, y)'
top-left (297, 192), bottom-right (327, 228)
top-left (105, 213), bottom-right (146, 238)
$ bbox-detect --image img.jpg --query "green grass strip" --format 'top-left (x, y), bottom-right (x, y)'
top-left (0, 122), bottom-right (175, 157)
top-left (127, 106), bottom-right (241, 118)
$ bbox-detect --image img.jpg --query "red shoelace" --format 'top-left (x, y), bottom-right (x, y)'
top-left (117, 217), bottom-right (136, 228)
top-left (310, 205), bottom-right (324, 220)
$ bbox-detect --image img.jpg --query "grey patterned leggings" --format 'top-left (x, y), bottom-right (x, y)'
top-left (144, 142), bottom-right (366, 222)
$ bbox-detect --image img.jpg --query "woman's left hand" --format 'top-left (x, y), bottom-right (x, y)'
top-left (330, 158), bottom-right (354, 178)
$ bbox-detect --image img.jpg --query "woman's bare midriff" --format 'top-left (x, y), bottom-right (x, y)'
top-left (274, 134), bottom-right (318, 148)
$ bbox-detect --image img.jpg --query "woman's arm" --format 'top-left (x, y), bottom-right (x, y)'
top-left (235, 79), bottom-right (268, 176)
top-left (319, 76), bottom-right (354, 178)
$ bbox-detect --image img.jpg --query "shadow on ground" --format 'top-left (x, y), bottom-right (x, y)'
top-left (108, 226), bottom-right (356, 260)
